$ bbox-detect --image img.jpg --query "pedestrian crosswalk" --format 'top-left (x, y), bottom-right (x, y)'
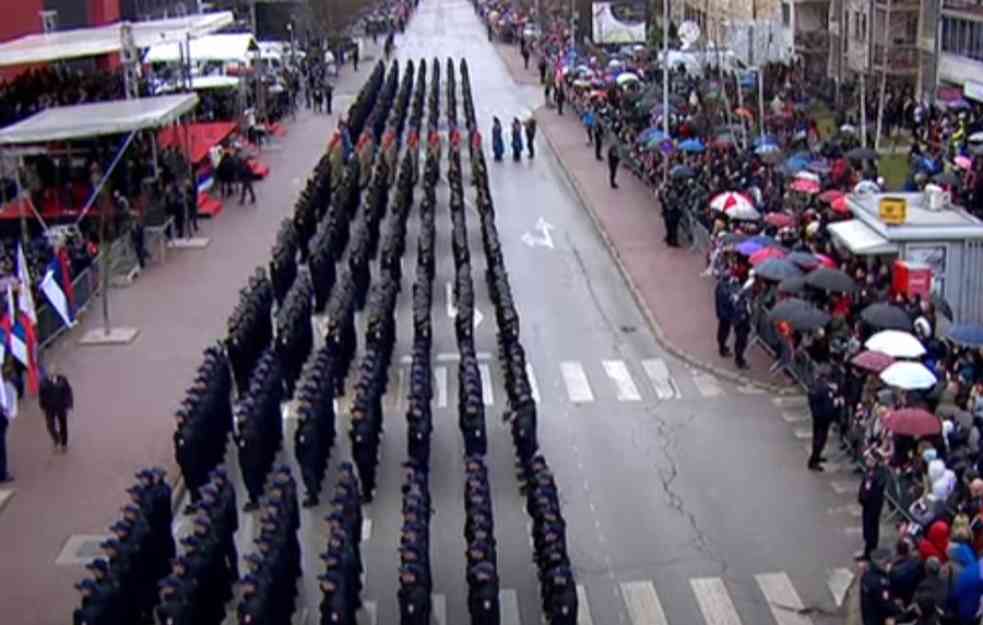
top-left (385, 354), bottom-right (766, 406)
top-left (287, 568), bottom-right (853, 625)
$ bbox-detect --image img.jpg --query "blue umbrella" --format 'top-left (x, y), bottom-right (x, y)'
top-left (753, 134), bottom-right (778, 148)
top-left (755, 143), bottom-right (781, 156)
top-left (736, 240), bottom-right (765, 256)
top-left (637, 128), bottom-right (667, 144)
top-left (947, 323), bottom-right (983, 347)
top-left (782, 156), bottom-right (811, 174)
top-left (679, 138), bottom-right (705, 153)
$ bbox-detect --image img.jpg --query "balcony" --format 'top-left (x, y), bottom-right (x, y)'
top-left (794, 30), bottom-right (831, 52)
top-left (873, 0), bottom-right (922, 10)
top-left (872, 43), bottom-right (920, 73)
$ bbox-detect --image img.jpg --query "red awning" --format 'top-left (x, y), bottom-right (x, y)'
top-left (158, 121), bottom-right (237, 165)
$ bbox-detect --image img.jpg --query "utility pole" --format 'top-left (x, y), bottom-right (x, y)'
top-left (860, 71), bottom-right (867, 147)
top-left (874, 1), bottom-right (890, 150)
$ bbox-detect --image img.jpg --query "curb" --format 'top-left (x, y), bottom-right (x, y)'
top-left (534, 108), bottom-right (798, 396)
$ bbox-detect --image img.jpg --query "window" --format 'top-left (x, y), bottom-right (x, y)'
top-left (941, 15), bottom-right (983, 59)
top-left (861, 12), bottom-right (867, 40)
top-left (782, 3), bottom-right (791, 26)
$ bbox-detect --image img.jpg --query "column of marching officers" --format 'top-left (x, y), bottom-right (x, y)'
top-left (74, 52), bottom-right (578, 625)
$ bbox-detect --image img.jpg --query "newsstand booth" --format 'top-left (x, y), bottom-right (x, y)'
top-left (830, 192), bottom-right (983, 323)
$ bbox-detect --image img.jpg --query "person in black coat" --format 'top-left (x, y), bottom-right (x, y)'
top-left (857, 451), bottom-right (889, 561)
top-left (807, 371), bottom-right (842, 471)
top-left (39, 371), bottom-right (74, 453)
top-left (714, 276), bottom-right (736, 357)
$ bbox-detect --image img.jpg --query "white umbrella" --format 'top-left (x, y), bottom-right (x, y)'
top-left (794, 171), bottom-right (820, 183)
top-left (880, 361), bottom-right (938, 390)
top-left (710, 191), bottom-right (755, 215)
top-left (616, 73), bottom-right (640, 86)
top-left (725, 203), bottom-right (761, 221)
top-left (608, 59), bottom-right (625, 69)
top-left (969, 131), bottom-right (983, 143)
top-left (840, 124), bottom-right (857, 134)
top-left (865, 330), bottom-right (927, 359)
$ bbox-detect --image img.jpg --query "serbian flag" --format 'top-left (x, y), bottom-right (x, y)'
top-left (5, 286), bottom-right (38, 394)
top-left (56, 248), bottom-right (75, 312)
top-left (41, 258), bottom-right (74, 328)
top-left (16, 244), bottom-right (37, 329)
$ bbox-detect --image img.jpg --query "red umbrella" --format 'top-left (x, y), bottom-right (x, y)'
top-left (734, 107), bottom-right (754, 120)
top-left (850, 350), bottom-right (895, 373)
top-left (790, 179), bottom-right (821, 194)
top-left (815, 253), bottom-right (837, 268)
top-left (883, 408), bottom-right (942, 437)
top-left (749, 247), bottom-right (787, 266)
top-left (764, 212), bottom-right (797, 228)
top-left (831, 196), bottom-right (850, 215)
top-left (818, 190), bottom-right (844, 203)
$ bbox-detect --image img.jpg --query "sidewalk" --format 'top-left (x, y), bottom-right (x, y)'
top-left (493, 41), bottom-right (796, 392)
top-left (0, 50), bottom-right (381, 625)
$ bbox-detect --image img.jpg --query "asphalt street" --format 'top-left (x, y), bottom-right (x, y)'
top-left (177, 2), bottom-right (869, 625)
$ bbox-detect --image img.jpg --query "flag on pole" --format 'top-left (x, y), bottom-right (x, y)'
top-left (56, 247), bottom-right (75, 312)
top-left (41, 258), bottom-right (74, 328)
top-left (16, 244), bottom-right (37, 328)
top-left (5, 285), bottom-right (37, 394)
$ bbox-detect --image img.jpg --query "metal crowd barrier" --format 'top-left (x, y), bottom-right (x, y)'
top-left (37, 259), bottom-right (101, 349)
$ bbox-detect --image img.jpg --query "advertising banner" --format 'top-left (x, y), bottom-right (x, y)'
top-left (591, 2), bottom-right (646, 44)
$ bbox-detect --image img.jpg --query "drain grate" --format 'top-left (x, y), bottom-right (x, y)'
top-left (55, 534), bottom-right (111, 566)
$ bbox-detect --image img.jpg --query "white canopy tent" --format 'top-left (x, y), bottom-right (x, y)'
top-left (145, 33), bottom-right (258, 64)
top-left (154, 75), bottom-right (240, 94)
top-left (0, 12), bottom-right (234, 68)
top-left (828, 219), bottom-right (898, 256)
top-left (0, 94), bottom-right (199, 145)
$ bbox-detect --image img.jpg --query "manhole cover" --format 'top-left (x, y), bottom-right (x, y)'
top-left (55, 534), bottom-right (111, 566)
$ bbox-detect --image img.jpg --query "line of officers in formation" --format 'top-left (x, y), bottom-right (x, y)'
top-left (460, 60), bottom-right (579, 624)
top-left (101, 53), bottom-right (579, 625)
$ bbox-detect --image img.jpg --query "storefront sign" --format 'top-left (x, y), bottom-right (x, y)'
top-left (879, 196), bottom-right (907, 225)
top-left (965, 80), bottom-right (983, 103)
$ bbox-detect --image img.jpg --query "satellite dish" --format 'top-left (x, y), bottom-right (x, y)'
top-left (679, 21), bottom-right (701, 49)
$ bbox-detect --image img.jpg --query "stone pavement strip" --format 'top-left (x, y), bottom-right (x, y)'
top-left (0, 49), bottom-right (381, 625)
top-left (494, 41), bottom-right (796, 394)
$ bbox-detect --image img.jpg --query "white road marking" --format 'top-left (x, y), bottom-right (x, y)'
top-left (827, 568), bottom-right (854, 608)
top-left (433, 593), bottom-right (447, 625)
top-left (691, 370), bottom-right (724, 397)
top-left (831, 481), bottom-right (856, 495)
top-left (827, 504), bottom-right (863, 518)
top-left (361, 600), bottom-right (378, 625)
top-left (576, 584), bottom-right (594, 625)
top-left (603, 360), bottom-right (642, 401)
top-left (400, 355), bottom-right (413, 364)
top-left (526, 362), bottom-right (541, 403)
top-left (434, 366), bottom-right (448, 408)
top-left (735, 383), bottom-right (766, 394)
top-left (620, 580), bottom-right (669, 625)
top-left (499, 588), bottom-right (520, 625)
top-left (754, 572), bottom-right (814, 625)
top-left (479, 363), bottom-right (495, 406)
top-left (392, 368), bottom-right (406, 412)
top-left (780, 411), bottom-right (809, 423)
top-left (436, 352), bottom-right (491, 361)
top-left (445, 281), bottom-right (484, 328)
top-left (561, 361), bottom-right (594, 403)
top-left (641, 358), bottom-right (678, 399)
top-left (772, 395), bottom-right (809, 408)
top-left (361, 518), bottom-right (372, 542)
top-left (691, 577), bottom-right (743, 625)
top-left (793, 428), bottom-right (813, 440)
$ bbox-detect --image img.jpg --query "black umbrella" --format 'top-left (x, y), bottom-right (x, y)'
top-left (847, 147), bottom-right (879, 161)
top-left (805, 267), bottom-right (858, 293)
top-left (786, 251), bottom-right (820, 270)
top-left (933, 171), bottom-right (962, 187)
top-left (768, 298), bottom-right (832, 331)
top-left (860, 303), bottom-right (913, 331)
top-left (778, 275), bottom-right (807, 294)
top-left (671, 165), bottom-right (696, 179)
top-left (755, 258), bottom-right (803, 282)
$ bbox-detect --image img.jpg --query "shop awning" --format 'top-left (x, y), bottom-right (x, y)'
top-left (0, 12), bottom-right (234, 68)
top-left (828, 219), bottom-right (898, 255)
top-left (0, 94), bottom-right (199, 145)
top-left (145, 33), bottom-right (258, 64)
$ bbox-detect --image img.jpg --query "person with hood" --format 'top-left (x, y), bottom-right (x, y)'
top-left (918, 521), bottom-right (951, 563)
top-left (511, 118), bottom-right (524, 162)
top-left (946, 541), bottom-right (983, 625)
top-left (889, 538), bottom-right (925, 606)
top-left (491, 118), bottom-right (504, 162)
